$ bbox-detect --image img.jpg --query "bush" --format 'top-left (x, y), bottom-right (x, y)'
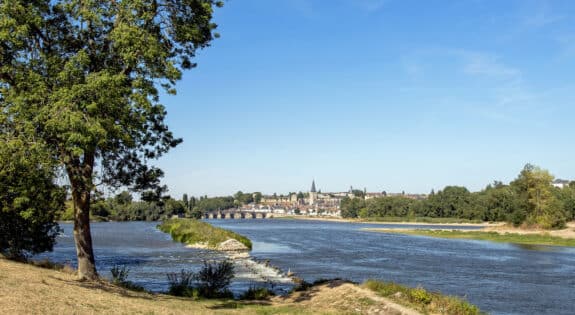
top-left (167, 270), bottom-right (195, 297)
top-left (409, 286), bottom-right (432, 305)
top-left (110, 265), bottom-right (146, 292)
top-left (197, 260), bottom-right (235, 298)
top-left (166, 260), bottom-right (235, 299)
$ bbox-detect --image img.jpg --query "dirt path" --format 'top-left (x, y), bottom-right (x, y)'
top-left (273, 280), bottom-right (421, 315)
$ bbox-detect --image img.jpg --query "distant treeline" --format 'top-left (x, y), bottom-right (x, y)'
top-left (59, 191), bottom-right (260, 221)
top-left (341, 164), bottom-right (575, 229)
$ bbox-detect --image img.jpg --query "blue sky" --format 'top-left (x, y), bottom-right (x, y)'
top-left (157, 0), bottom-right (575, 197)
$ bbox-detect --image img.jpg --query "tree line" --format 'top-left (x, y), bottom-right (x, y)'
top-left (341, 164), bottom-right (574, 229)
top-left (58, 191), bottom-right (266, 222)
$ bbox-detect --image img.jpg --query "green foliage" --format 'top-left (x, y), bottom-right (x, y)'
top-left (0, 136), bottom-right (65, 260)
top-left (167, 270), bottom-right (196, 297)
top-left (342, 164), bottom-right (570, 230)
top-left (158, 219), bottom-right (252, 249)
top-left (197, 260), bottom-right (235, 298)
top-left (110, 265), bottom-right (146, 292)
top-left (239, 286), bottom-right (276, 300)
top-left (409, 286), bottom-right (432, 305)
top-left (340, 197), bottom-right (365, 218)
top-left (166, 260), bottom-right (235, 299)
top-left (511, 164), bottom-right (567, 229)
top-left (364, 279), bottom-right (482, 315)
top-left (1, 0), bottom-right (222, 276)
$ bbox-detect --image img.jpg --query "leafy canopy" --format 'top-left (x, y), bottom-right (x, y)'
top-left (0, 0), bottom-right (222, 197)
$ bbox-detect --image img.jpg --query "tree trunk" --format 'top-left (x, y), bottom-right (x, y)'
top-left (72, 189), bottom-right (98, 280)
top-left (67, 153), bottom-right (98, 280)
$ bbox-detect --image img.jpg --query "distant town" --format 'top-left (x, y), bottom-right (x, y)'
top-left (231, 180), bottom-right (428, 217)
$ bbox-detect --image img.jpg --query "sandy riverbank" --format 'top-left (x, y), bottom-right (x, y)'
top-left (482, 221), bottom-right (575, 239)
top-left (283, 215), bottom-right (503, 227)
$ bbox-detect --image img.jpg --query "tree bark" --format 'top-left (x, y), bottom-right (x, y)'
top-left (72, 188), bottom-right (98, 280)
top-left (67, 153), bottom-right (98, 280)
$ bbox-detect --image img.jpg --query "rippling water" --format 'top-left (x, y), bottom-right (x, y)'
top-left (37, 219), bottom-right (575, 315)
top-left (208, 219), bottom-right (575, 315)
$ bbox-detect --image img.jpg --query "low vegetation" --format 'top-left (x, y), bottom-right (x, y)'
top-left (110, 265), bottom-right (146, 292)
top-left (363, 279), bottom-right (482, 315)
top-left (367, 229), bottom-right (575, 247)
top-left (360, 216), bottom-right (483, 224)
top-left (239, 286), bottom-right (276, 300)
top-left (158, 218), bottom-right (252, 250)
top-left (166, 260), bottom-right (235, 299)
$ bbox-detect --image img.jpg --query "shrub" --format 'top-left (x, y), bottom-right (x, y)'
top-left (409, 286), bottom-right (432, 305)
top-left (197, 260), bottom-right (235, 298)
top-left (110, 265), bottom-right (145, 292)
top-left (166, 260), bottom-right (235, 299)
top-left (167, 270), bottom-right (195, 297)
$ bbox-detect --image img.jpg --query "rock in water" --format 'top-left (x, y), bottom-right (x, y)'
top-left (216, 239), bottom-right (249, 251)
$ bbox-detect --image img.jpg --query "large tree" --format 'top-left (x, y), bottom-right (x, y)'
top-left (511, 164), bottom-right (566, 229)
top-left (0, 0), bottom-right (222, 279)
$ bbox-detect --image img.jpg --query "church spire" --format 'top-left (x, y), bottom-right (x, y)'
top-left (311, 180), bottom-right (317, 193)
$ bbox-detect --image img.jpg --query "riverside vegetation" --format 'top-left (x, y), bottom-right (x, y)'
top-left (366, 229), bottom-right (575, 247)
top-left (341, 164), bottom-right (575, 230)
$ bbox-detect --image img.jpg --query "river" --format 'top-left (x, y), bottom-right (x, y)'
top-left (37, 219), bottom-right (575, 315)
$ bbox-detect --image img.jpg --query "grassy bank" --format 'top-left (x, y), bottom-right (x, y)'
top-left (366, 229), bottom-right (575, 247)
top-left (158, 218), bottom-right (252, 250)
top-left (364, 279), bottom-right (482, 315)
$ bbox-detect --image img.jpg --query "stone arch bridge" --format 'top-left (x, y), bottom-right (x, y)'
top-left (204, 209), bottom-right (286, 219)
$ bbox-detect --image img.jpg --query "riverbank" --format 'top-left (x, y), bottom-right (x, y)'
top-left (365, 222), bottom-right (575, 247)
top-left (1, 257), bottom-right (457, 314)
top-left (281, 215), bottom-right (501, 227)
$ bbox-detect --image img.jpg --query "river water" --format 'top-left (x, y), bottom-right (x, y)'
top-left (37, 219), bottom-right (575, 315)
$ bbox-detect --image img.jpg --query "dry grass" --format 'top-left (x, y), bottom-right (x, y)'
top-left (0, 257), bottom-right (417, 314)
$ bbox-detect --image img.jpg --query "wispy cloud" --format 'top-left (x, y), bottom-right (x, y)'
top-left (457, 51), bottom-right (521, 80)
top-left (521, 2), bottom-right (565, 28)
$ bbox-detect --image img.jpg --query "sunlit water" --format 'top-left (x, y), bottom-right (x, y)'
top-left (37, 220), bottom-right (575, 315)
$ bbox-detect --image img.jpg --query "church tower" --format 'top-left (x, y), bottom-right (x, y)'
top-left (309, 180), bottom-right (317, 205)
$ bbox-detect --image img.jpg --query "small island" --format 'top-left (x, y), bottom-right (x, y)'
top-left (158, 218), bottom-right (252, 251)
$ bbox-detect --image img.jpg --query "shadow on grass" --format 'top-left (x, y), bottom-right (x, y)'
top-left (207, 300), bottom-right (271, 310)
top-left (47, 275), bottom-right (156, 300)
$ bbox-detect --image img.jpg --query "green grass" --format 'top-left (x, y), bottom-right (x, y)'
top-left (360, 216), bottom-right (484, 224)
top-left (158, 218), bottom-right (252, 249)
top-left (363, 279), bottom-right (483, 315)
top-left (367, 229), bottom-right (575, 247)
